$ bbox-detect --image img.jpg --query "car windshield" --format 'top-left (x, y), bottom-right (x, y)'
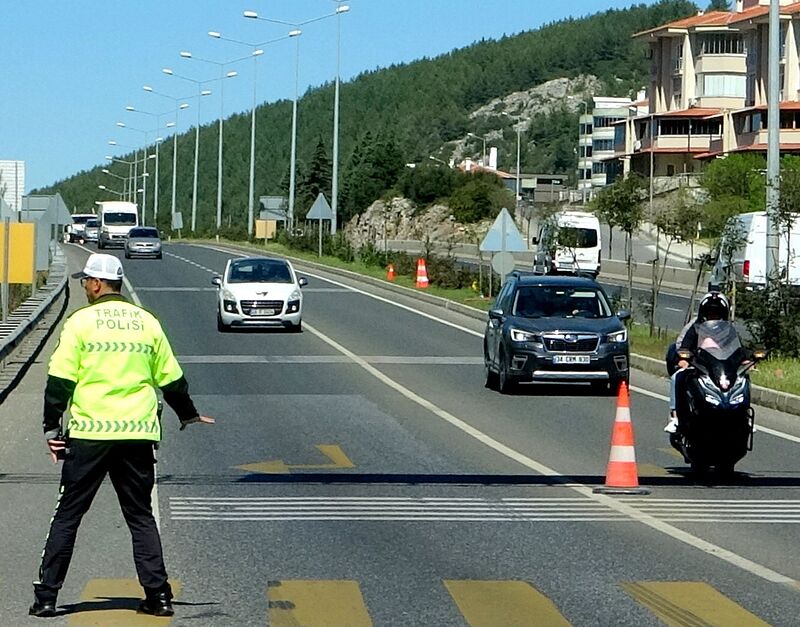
top-left (86, 220), bottom-right (98, 228)
top-left (71, 215), bottom-right (93, 225)
top-left (558, 227), bottom-right (597, 248)
top-left (129, 228), bottom-right (158, 238)
top-left (228, 260), bottom-right (293, 284)
top-left (513, 285), bottom-right (612, 319)
top-left (104, 212), bottom-right (137, 226)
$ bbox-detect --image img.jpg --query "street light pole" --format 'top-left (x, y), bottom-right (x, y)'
top-left (331, 3), bottom-right (350, 235)
top-left (467, 132), bottom-right (487, 167)
top-left (289, 29), bottom-right (301, 230)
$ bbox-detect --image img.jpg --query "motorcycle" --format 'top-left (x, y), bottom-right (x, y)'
top-left (671, 319), bottom-right (766, 475)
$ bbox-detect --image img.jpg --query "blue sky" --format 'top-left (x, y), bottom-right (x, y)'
top-left (1, 1), bottom-right (665, 192)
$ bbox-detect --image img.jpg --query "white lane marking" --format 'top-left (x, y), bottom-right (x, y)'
top-left (136, 287), bottom-right (217, 292)
top-left (665, 307), bottom-right (682, 312)
top-left (302, 319), bottom-right (797, 585)
top-left (176, 355), bottom-right (483, 365)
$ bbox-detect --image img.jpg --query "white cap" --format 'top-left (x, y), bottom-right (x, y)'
top-left (72, 253), bottom-right (124, 281)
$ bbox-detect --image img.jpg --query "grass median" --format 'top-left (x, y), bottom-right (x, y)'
top-left (193, 238), bottom-right (799, 397)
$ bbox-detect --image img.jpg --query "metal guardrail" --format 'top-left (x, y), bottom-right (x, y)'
top-left (0, 246), bottom-right (68, 366)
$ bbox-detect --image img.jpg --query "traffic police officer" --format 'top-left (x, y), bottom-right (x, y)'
top-left (30, 253), bottom-right (214, 618)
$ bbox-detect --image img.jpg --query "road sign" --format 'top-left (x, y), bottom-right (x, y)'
top-left (171, 212), bottom-right (183, 230)
top-left (306, 193), bottom-right (333, 220)
top-left (491, 251), bottom-right (516, 276)
top-left (479, 208), bottom-right (526, 252)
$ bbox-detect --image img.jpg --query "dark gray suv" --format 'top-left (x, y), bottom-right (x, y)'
top-left (483, 273), bottom-right (630, 394)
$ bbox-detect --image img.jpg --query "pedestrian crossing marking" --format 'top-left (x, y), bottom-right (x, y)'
top-left (267, 580), bottom-right (372, 626)
top-left (444, 580), bottom-right (571, 626)
top-left (622, 581), bottom-right (771, 627)
top-left (68, 578), bottom-right (181, 625)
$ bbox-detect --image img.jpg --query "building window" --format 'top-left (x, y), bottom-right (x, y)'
top-left (700, 73), bottom-right (746, 98)
top-left (667, 164), bottom-right (675, 177)
top-left (673, 42), bottom-right (684, 73)
top-left (659, 119), bottom-right (721, 135)
top-left (579, 146), bottom-right (593, 158)
top-left (592, 139), bottom-right (614, 152)
top-left (579, 123), bottom-right (593, 135)
top-left (593, 116), bottom-right (625, 128)
top-left (698, 33), bottom-right (745, 56)
top-left (592, 162), bottom-right (608, 175)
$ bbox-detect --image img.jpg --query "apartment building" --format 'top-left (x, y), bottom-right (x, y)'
top-left (0, 160), bottom-right (25, 210)
top-left (611, 0), bottom-right (800, 183)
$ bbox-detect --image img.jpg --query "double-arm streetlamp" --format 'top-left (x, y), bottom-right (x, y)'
top-left (142, 85), bottom-right (190, 229)
top-left (98, 184), bottom-right (126, 198)
top-left (208, 30), bottom-right (296, 238)
top-left (116, 122), bottom-right (155, 225)
top-left (177, 52), bottom-right (244, 232)
top-left (152, 75), bottom-right (213, 232)
top-left (106, 141), bottom-right (143, 201)
top-left (244, 4), bottom-right (350, 233)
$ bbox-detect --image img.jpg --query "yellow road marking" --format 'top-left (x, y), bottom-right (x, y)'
top-left (267, 580), bottom-right (372, 626)
top-left (623, 581), bottom-right (771, 627)
top-left (237, 444), bottom-right (354, 474)
top-left (69, 578), bottom-right (181, 625)
top-left (659, 446), bottom-right (685, 460)
top-left (444, 580), bottom-right (571, 627)
top-left (638, 463), bottom-right (671, 477)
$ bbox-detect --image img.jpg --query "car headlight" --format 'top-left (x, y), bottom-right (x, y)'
top-left (289, 289), bottom-right (301, 301)
top-left (222, 289), bottom-right (236, 301)
top-left (607, 329), bottom-right (627, 343)
top-left (510, 328), bottom-right (539, 343)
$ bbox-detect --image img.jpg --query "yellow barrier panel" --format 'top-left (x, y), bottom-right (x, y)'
top-left (0, 222), bottom-right (35, 284)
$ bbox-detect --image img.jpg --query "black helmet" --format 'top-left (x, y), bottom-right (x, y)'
top-left (697, 291), bottom-right (730, 322)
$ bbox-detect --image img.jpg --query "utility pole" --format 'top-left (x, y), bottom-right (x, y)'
top-left (766, 0), bottom-right (781, 279)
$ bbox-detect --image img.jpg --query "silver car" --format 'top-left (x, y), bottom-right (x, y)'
top-left (124, 227), bottom-right (163, 259)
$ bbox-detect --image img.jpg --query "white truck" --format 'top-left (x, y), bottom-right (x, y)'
top-left (710, 210), bottom-right (800, 287)
top-left (63, 213), bottom-right (96, 243)
top-left (97, 201), bottom-right (139, 249)
top-left (532, 211), bottom-right (602, 279)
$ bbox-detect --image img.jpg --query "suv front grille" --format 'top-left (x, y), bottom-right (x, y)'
top-left (543, 334), bottom-right (599, 353)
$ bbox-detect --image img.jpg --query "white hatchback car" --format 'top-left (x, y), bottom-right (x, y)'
top-left (212, 257), bottom-right (308, 332)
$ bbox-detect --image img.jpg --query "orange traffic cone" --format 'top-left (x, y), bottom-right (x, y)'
top-left (594, 382), bottom-right (650, 495)
top-left (387, 263), bottom-right (396, 281)
top-left (415, 258), bottom-right (429, 289)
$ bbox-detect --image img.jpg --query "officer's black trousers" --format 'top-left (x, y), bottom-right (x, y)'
top-left (34, 439), bottom-right (170, 602)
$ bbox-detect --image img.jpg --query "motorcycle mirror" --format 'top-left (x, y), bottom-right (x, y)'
top-left (677, 349), bottom-right (693, 360)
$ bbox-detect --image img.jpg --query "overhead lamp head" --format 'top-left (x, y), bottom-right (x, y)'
top-left (289, 29), bottom-right (302, 37)
top-left (180, 51), bottom-right (192, 58)
top-left (179, 103), bottom-right (190, 109)
top-left (98, 185), bottom-right (107, 190)
top-left (253, 49), bottom-right (264, 56)
top-left (226, 70), bottom-right (238, 78)
top-left (116, 122), bottom-right (125, 127)
top-left (208, 31), bottom-right (221, 38)
top-left (108, 140), bottom-right (118, 145)
top-left (243, 10), bottom-right (258, 18)
top-left (102, 168), bottom-right (110, 173)
top-left (162, 68), bottom-right (174, 75)
top-left (125, 105), bottom-right (135, 111)
top-left (166, 122), bottom-right (175, 128)
top-left (200, 89), bottom-right (212, 96)
top-left (336, 5), bottom-right (350, 14)
top-left (104, 155), bottom-right (113, 160)
top-left (143, 85), bottom-right (153, 92)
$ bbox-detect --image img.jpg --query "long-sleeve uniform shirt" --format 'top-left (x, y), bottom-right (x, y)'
top-left (43, 293), bottom-right (198, 441)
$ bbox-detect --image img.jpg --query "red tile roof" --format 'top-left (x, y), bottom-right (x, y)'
top-left (635, 3), bottom-right (800, 38)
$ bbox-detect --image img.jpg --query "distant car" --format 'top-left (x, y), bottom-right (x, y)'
top-left (212, 257), bottom-right (308, 332)
top-left (64, 213), bottom-right (96, 243)
top-left (483, 273), bottom-right (630, 394)
top-left (124, 227), bottom-right (162, 259)
top-left (83, 218), bottom-right (99, 243)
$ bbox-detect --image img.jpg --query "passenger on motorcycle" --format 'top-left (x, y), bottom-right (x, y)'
top-left (664, 292), bottom-right (734, 435)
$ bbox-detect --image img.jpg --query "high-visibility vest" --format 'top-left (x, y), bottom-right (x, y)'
top-left (48, 296), bottom-right (184, 441)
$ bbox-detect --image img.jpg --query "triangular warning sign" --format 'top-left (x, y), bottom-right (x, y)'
top-left (479, 208), bottom-right (527, 252)
top-left (306, 193), bottom-right (334, 220)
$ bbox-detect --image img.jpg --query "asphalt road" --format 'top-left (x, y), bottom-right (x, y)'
top-left (1, 241), bottom-right (799, 625)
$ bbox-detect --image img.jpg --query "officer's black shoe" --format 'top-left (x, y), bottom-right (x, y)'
top-left (28, 599), bottom-right (57, 618)
top-left (138, 592), bottom-right (174, 617)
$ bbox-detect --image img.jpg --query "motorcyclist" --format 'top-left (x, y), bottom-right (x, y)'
top-left (664, 291), bottom-right (733, 435)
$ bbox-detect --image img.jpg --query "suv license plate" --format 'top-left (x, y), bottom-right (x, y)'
top-left (553, 355), bottom-right (590, 365)
top-left (250, 309), bottom-right (275, 316)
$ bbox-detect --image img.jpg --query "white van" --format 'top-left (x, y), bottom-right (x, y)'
top-left (532, 211), bottom-right (602, 279)
top-left (97, 201), bottom-right (139, 249)
top-left (710, 211), bottom-right (800, 287)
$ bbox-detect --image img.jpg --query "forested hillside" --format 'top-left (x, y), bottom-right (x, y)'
top-left (37, 0), bottom-right (697, 234)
